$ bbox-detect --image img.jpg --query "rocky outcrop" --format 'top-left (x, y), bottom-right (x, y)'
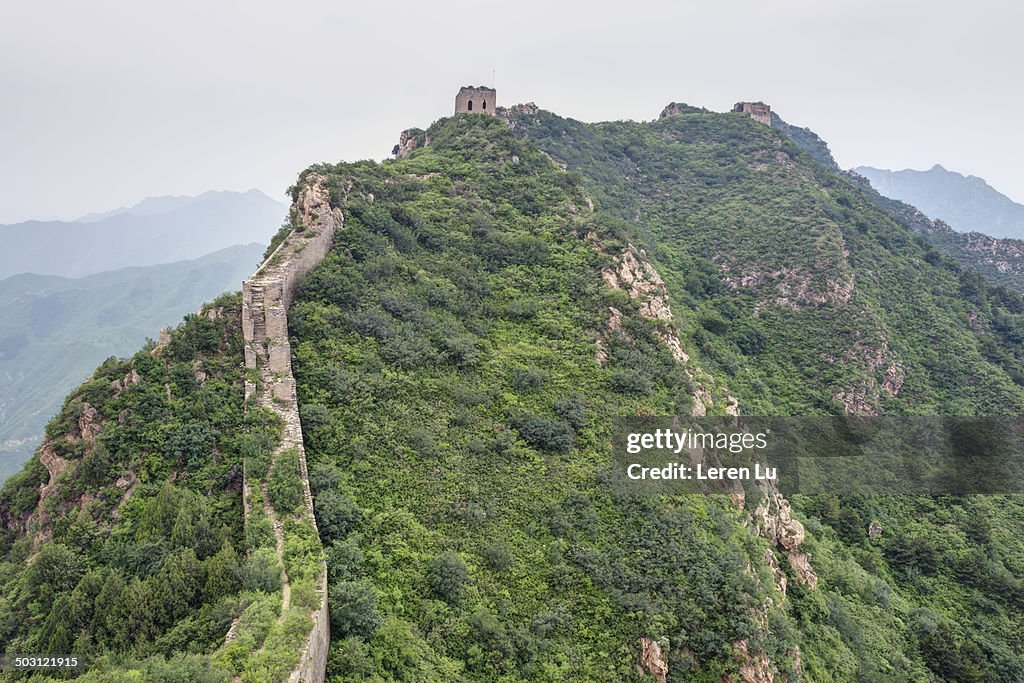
top-left (76, 403), bottom-right (102, 442)
top-left (734, 639), bottom-right (774, 682)
top-left (241, 172), bottom-right (339, 683)
top-left (751, 489), bottom-right (818, 590)
top-left (639, 637), bottom-right (669, 683)
top-left (24, 399), bottom-right (107, 542)
top-left (720, 263), bottom-right (855, 314)
top-left (393, 128), bottom-right (428, 159)
top-left (658, 102), bottom-right (701, 119)
top-left (831, 340), bottom-right (904, 416)
top-left (498, 102), bottom-right (541, 130)
top-left (600, 245), bottom-right (739, 416)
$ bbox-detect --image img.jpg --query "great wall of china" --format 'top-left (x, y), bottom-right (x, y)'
top-left (240, 174), bottom-right (339, 682)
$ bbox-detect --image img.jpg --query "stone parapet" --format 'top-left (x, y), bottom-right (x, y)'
top-left (240, 173), bottom-right (340, 683)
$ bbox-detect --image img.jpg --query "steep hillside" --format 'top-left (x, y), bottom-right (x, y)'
top-left (0, 294), bottom-right (274, 679)
top-left (0, 244), bottom-right (266, 483)
top-left (856, 165), bottom-right (1024, 239)
top-left (847, 176), bottom-right (1024, 296)
top-left (0, 189), bottom-right (285, 280)
top-left (3, 106), bottom-right (1024, 682)
top-left (507, 106), bottom-right (1024, 415)
top-left (283, 110), bottom-right (1024, 681)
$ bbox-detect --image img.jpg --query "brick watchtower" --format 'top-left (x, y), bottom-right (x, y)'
top-left (455, 86), bottom-right (496, 115)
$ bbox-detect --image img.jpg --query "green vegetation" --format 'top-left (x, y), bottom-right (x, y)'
top-left (288, 114), bottom-right (778, 681)
top-left (0, 293), bottom-right (287, 680)
top-left (287, 110), bottom-right (1024, 680)
top-left (0, 244), bottom-right (266, 483)
top-left (3, 104), bottom-right (1024, 681)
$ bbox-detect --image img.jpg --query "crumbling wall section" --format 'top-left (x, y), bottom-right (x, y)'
top-left (241, 173), bottom-right (340, 683)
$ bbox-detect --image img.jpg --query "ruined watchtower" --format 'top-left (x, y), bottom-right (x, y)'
top-left (455, 86), bottom-right (497, 115)
top-left (733, 101), bottom-right (772, 127)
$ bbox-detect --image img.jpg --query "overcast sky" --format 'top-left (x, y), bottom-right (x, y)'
top-left (2, 0), bottom-right (1022, 223)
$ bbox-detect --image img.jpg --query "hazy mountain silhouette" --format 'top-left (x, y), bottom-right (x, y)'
top-left (0, 189), bottom-right (287, 279)
top-left (0, 243), bottom-right (266, 482)
top-left (855, 164), bottom-right (1024, 239)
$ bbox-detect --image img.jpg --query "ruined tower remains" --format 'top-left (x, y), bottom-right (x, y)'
top-left (733, 101), bottom-right (772, 127)
top-left (455, 86), bottom-right (497, 115)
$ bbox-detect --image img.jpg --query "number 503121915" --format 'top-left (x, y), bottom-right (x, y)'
top-left (1, 655), bottom-right (81, 670)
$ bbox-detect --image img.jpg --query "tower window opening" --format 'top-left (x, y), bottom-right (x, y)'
top-left (482, 100), bottom-right (487, 109)
top-left (467, 100), bottom-right (473, 111)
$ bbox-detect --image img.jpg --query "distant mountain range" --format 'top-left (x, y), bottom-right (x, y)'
top-left (0, 189), bottom-right (283, 482)
top-left (855, 164), bottom-right (1024, 240)
top-left (0, 189), bottom-right (287, 280)
top-left (0, 243), bottom-right (267, 482)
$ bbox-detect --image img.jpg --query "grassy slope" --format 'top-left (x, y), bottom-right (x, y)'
top-left (290, 110), bottom-right (1024, 681)
top-left (508, 107), bottom-right (1024, 680)
top-left (291, 116), bottom-right (783, 681)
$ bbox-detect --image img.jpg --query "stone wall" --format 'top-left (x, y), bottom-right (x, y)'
top-left (241, 174), bottom-right (340, 683)
top-left (733, 101), bottom-right (772, 127)
top-left (455, 86), bottom-right (497, 115)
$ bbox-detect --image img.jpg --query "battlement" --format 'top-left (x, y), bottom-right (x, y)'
top-left (455, 86), bottom-right (496, 115)
top-left (733, 101), bottom-right (772, 127)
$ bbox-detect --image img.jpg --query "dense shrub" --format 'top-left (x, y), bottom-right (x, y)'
top-left (512, 415), bottom-right (574, 452)
top-left (314, 490), bottom-right (361, 543)
top-left (329, 580), bottom-right (382, 638)
top-left (268, 448), bottom-right (304, 514)
top-left (427, 552), bottom-right (469, 603)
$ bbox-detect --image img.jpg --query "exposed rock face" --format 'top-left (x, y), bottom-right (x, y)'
top-left (154, 328), bottom-right (172, 352)
top-left (509, 102), bottom-right (539, 115)
top-left (498, 102), bottom-right (541, 130)
top-left (639, 637), bottom-right (669, 683)
top-left (752, 490), bottom-right (818, 589)
top-left (594, 306), bottom-right (624, 366)
top-left (832, 340), bottom-right (904, 415)
top-left (76, 403), bottom-right (102, 442)
top-left (659, 102), bottom-right (690, 119)
top-left (35, 443), bottom-right (68, 515)
top-left (603, 248), bottom-right (675, 323)
top-left (734, 639), bottom-right (775, 682)
top-left (868, 520), bottom-right (883, 539)
top-left (721, 264), bottom-right (856, 314)
top-left (748, 149), bottom-right (794, 173)
top-left (599, 245), bottom-right (740, 416)
top-left (763, 546), bottom-right (786, 595)
top-left (294, 175), bottom-right (343, 230)
top-left (393, 128), bottom-right (428, 159)
top-left (718, 244), bottom-right (904, 417)
top-left (602, 246), bottom-right (690, 366)
top-left (23, 399), bottom-right (108, 542)
top-left (957, 231), bottom-right (1024, 275)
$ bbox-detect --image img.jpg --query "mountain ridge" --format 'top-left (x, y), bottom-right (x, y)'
top-left (0, 189), bottom-right (287, 280)
top-left (855, 164), bottom-right (1024, 239)
top-left (0, 243), bottom-right (266, 483)
top-left (75, 189), bottom-right (277, 223)
top-left (2, 102), bottom-right (1024, 682)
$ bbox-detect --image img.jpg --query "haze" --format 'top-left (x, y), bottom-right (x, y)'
top-left (2, 0), bottom-right (1022, 224)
